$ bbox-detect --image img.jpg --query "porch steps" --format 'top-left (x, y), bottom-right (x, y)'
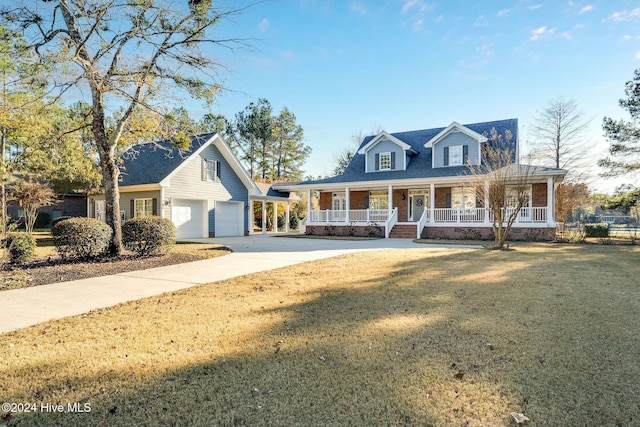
top-left (389, 224), bottom-right (417, 239)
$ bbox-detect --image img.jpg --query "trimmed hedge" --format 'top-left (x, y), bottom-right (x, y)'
top-left (122, 216), bottom-right (176, 256)
top-left (51, 216), bottom-right (74, 228)
top-left (4, 232), bottom-right (35, 264)
top-left (584, 223), bottom-right (609, 238)
top-left (52, 217), bottom-right (112, 259)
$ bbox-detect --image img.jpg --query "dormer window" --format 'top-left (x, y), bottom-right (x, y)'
top-left (379, 152), bottom-right (392, 170)
top-left (449, 145), bottom-right (463, 166)
top-left (443, 145), bottom-right (468, 166)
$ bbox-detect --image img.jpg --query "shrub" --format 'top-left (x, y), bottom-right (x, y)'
top-left (4, 233), bottom-right (36, 264)
top-left (52, 217), bottom-right (112, 259)
top-left (461, 228), bottom-right (482, 240)
top-left (289, 214), bottom-right (299, 230)
top-left (51, 216), bottom-right (73, 228)
top-left (122, 216), bottom-right (176, 256)
top-left (277, 215), bottom-right (287, 230)
top-left (584, 223), bottom-right (609, 238)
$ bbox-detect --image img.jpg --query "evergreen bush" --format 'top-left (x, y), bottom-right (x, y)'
top-left (122, 216), bottom-right (176, 256)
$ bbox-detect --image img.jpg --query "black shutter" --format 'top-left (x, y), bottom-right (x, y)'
top-left (444, 147), bottom-right (449, 166)
top-left (130, 200), bottom-right (135, 218)
top-left (463, 145), bottom-right (469, 164)
top-left (152, 198), bottom-right (158, 216)
top-left (364, 196), bottom-right (370, 209)
top-left (374, 154), bottom-right (379, 171)
top-left (216, 161), bottom-right (221, 179)
top-left (445, 193), bottom-right (451, 209)
top-left (391, 152), bottom-right (396, 170)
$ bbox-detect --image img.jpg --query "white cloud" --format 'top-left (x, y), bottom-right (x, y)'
top-left (474, 15), bottom-right (489, 27)
top-left (636, 51), bottom-right (640, 60)
top-left (562, 31), bottom-right (572, 40)
top-left (258, 18), bottom-right (269, 33)
top-left (497, 8), bottom-right (510, 17)
top-left (603, 7), bottom-right (640, 22)
top-left (350, 2), bottom-right (368, 15)
top-left (413, 19), bottom-right (424, 32)
top-left (579, 5), bottom-right (593, 14)
top-left (528, 4), bottom-right (543, 10)
top-left (401, 0), bottom-right (431, 15)
top-left (436, 14), bottom-right (444, 23)
top-left (530, 26), bottom-right (555, 40)
top-left (282, 50), bottom-right (294, 61)
top-left (574, 23), bottom-right (585, 29)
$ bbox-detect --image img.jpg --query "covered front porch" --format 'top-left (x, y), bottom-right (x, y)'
top-left (302, 178), bottom-right (557, 239)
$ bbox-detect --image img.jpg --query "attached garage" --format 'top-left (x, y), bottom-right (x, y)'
top-left (215, 201), bottom-right (244, 237)
top-left (171, 199), bottom-right (206, 239)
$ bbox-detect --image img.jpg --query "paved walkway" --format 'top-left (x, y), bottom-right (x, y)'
top-left (0, 236), bottom-right (481, 334)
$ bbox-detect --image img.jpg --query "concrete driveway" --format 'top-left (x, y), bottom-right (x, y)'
top-left (0, 236), bottom-right (480, 334)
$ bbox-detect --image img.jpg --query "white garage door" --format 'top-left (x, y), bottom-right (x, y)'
top-left (172, 199), bottom-right (205, 239)
top-left (215, 201), bottom-right (244, 237)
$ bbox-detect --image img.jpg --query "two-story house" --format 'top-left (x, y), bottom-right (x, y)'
top-left (275, 119), bottom-right (567, 240)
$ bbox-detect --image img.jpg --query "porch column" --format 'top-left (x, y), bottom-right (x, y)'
top-left (285, 201), bottom-right (290, 233)
top-left (261, 200), bottom-right (266, 234)
top-left (429, 183), bottom-right (435, 224)
top-left (388, 185), bottom-right (393, 217)
top-left (345, 187), bottom-right (350, 223)
top-left (547, 177), bottom-right (555, 226)
top-left (249, 200), bottom-right (254, 234)
top-left (484, 180), bottom-right (490, 225)
top-left (307, 189), bottom-right (311, 220)
top-left (273, 201), bottom-right (278, 233)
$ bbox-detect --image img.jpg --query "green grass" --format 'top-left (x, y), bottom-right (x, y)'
top-left (1, 243), bottom-right (639, 426)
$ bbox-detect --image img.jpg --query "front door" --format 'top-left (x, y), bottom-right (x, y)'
top-left (410, 195), bottom-right (425, 221)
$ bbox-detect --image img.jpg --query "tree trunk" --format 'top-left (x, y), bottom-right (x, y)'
top-left (91, 100), bottom-right (122, 255)
top-left (1, 128), bottom-right (6, 237)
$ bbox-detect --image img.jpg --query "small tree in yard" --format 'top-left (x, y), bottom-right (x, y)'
top-left (8, 179), bottom-right (56, 234)
top-left (468, 129), bottom-right (536, 249)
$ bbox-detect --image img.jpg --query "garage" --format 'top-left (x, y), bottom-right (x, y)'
top-left (171, 199), bottom-right (206, 239)
top-left (215, 201), bottom-right (244, 237)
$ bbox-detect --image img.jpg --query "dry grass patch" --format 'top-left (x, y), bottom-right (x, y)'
top-left (1, 244), bottom-right (639, 426)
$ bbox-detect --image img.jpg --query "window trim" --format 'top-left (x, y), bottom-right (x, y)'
top-left (448, 145), bottom-right (464, 166)
top-left (206, 159), bottom-right (217, 182)
top-left (134, 198), bottom-right (154, 218)
top-left (379, 152), bottom-right (392, 171)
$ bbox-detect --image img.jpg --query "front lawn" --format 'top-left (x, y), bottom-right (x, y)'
top-left (1, 243), bottom-right (638, 426)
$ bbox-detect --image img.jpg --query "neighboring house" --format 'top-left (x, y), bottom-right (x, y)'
top-left (7, 193), bottom-right (87, 228)
top-left (88, 133), bottom-right (292, 239)
top-left (275, 119), bottom-right (567, 240)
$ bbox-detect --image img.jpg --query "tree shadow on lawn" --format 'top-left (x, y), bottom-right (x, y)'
top-left (2, 244), bottom-right (639, 426)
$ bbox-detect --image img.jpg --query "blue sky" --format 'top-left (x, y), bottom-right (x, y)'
top-left (197, 1), bottom-right (640, 192)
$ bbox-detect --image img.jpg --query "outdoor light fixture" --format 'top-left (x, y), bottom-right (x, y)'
top-left (401, 192), bottom-right (406, 200)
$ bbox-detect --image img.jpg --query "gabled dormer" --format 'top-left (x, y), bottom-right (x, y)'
top-left (424, 122), bottom-right (488, 168)
top-left (358, 131), bottom-right (418, 173)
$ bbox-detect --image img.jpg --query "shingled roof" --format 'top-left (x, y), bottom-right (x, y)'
top-left (294, 118), bottom-right (520, 186)
top-left (118, 133), bottom-right (215, 186)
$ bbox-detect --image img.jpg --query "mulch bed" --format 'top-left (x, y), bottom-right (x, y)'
top-left (1, 247), bottom-right (230, 290)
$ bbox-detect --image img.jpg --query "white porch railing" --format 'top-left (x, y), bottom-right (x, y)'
top-left (385, 207), bottom-right (398, 238)
top-left (416, 208), bottom-right (429, 239)
top-left (433, 208), bottom-right (486, 223)
top-left (306, 206), bottom-right (548, 228)
top-left (308, 209), bottom-right (390, 224)
top-left (488, 207), bottom-right (547, 223)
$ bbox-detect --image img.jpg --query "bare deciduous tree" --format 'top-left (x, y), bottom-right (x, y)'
top-left (468, 129), bottom-right (536, 249)
top-left (530, 97), bottom-right (591, 181)
top-left (1, 0), bottom-right (253, 254)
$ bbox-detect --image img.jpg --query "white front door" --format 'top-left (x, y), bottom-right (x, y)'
top-left (95, 200), bottom-right (106, 223)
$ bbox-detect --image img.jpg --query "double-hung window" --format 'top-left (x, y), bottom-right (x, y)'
top-left (206, 159), bottom-right (217, 181)
top-left (379, 152), bottom-right (392, 170)
top-left (449, 145), bottom-right (463, 166)
top-left (134, 198), bottom-right (153, 217)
